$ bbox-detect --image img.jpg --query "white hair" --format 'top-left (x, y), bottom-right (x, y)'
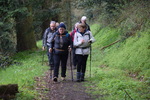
top-left (81, 16), bottom-right (87, 21)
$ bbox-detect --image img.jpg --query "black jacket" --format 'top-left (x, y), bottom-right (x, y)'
top-left (50, 31), bottom-right (72, 54)
top-left (42, 27), bottom-right (57, 47)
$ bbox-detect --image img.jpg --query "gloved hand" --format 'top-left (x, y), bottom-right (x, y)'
top-left (88, 40), bottom-right (92, 43)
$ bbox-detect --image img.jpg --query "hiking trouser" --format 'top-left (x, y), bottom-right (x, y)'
top-left (47, 47), bottom-right (54, 70)
top-left (76, 54), bottom-right (88, 73)
top-left (53, 53), bottom-right (68, 78)
top-left (72, 48), bottom-right (78, 66)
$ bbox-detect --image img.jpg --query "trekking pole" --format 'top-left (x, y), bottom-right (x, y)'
top-left (42, 50), bottom-right (45, 66)
top-left (90, 45), bottom-right (92, 78)
top-left (70, 50), bottom-right (74, 81)
top-left (50, 69), bottom-right (53, 79)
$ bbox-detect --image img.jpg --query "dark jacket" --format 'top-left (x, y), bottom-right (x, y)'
top-left (79, 21), bottom-right (91, 31)
top-left (50, 31), bottom-right (72, 54)
top-left (42, 27), bottom-right (57, 47)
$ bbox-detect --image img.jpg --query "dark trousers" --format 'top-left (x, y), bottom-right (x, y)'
top-left (72, 48), bottom-right (78, 66)
top-left (53, 53), bottom-right (68, 78)
top-left (76, 55), bottom-right (88, 73)
top-left (47, 47), bottom-right (54, 70)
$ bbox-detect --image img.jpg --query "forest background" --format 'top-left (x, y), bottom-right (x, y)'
top-left (0, 0), bottom-right (150, 99)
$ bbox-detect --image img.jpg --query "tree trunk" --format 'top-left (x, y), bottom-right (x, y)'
top-left (59, 0), bottom-right (72, 30)
top-left (65, 0), bottom-right (72, 30)
top-left (16, 6), bottom-right (37, 51)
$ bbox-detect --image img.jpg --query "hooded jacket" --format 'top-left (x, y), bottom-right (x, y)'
top-left (73, 30), bottom-right (95, 55)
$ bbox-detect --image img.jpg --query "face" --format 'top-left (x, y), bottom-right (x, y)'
top-left (58, 27), bottom-right (65, 34)
top-left (81, 20), bottom-right (86, 24)
top-left (75, 24), bottom-right (79, 30)
top-left (78, 26), bottom-right (86, 33)
top-left (50, 23), bottom-right (56, 30)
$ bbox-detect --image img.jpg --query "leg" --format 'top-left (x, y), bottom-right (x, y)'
top-left (81, 55), bottom-right (88, 81)
top-left (47, 47), bottom-right (54, 70)
top-left (61, 53), bottom-right (68, 78)
top-left (76, 55), bottom-right (82, 72)
top-left (53, 54), bottom-right (60, 78)
top-left (73, 48), bottom-right (77, 69)
top-left (76, 55), bottom-right (83, 82)
top-left (49, 51), bottom-right (54, 70)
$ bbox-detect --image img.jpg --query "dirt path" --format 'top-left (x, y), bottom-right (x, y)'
top-left (35, 55), bottom-right (98, 100)
top-left (35, 70), bottom-right (97, 100)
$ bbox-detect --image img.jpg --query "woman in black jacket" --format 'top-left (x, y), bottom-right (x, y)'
top-left (49, 23), bottom-right (72, 82)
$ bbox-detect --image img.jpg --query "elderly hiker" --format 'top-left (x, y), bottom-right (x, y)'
top-left (49, 23), bottom-right (72, 82)
top-left (42, 21), bottom-right (57, 72)
top-left (73, 23), bottom-right (95, 82)
top-left (80, 16), bottom-right (91, 31)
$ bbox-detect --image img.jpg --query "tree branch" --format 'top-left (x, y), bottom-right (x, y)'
top-left (100, 40), bottom-right (120, 50)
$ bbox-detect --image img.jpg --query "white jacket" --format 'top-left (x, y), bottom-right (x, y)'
top-left (73, 30), bottom-right (95, 55)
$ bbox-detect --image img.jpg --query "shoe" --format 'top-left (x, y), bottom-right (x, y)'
top-left (53, 77), bottom-right (57, 82)
top-left (61, 77), bottom-right (66, 81)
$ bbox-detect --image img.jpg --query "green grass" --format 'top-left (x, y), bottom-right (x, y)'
top-left (91, 25), bottom-right (121, 49)
top-left (0, 24), bottom-right (149, 100)
top-left (0, 40), bottom-right (48, 100)
top-left (85, 25), bottom-right (150, 99)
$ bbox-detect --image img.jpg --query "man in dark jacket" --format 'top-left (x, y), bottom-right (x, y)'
top-left (49, 23), bottom-right (72, 82)
top-left (42, 21), bottom-right (57, 71)
top-left (80, 16), bottom-right (91, 31)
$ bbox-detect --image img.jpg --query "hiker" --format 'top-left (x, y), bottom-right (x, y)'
top-left (73, 23), bottom-right (95, 82)
top-left (49, 23), bottom-right (72, 82)
top-left (79, 16), bottom-right (91, 31)
top-left (42, 21), bottom-right (57, 71)
top-left (56, 22), bottom-right (59, 28)
top-left (70, 22), bottom-right (79, 69)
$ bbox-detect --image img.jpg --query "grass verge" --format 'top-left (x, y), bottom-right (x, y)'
top-left (84, 24), bottom-right (150, 100)
top-left (0, 40), bottom-right (48, 100)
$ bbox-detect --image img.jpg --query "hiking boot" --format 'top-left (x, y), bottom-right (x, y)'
top-left (61, 77), bottom-right (66, 81)
top-left (53, 77), bottom-right (57, 82)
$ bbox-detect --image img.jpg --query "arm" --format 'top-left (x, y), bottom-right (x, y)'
top-left (49, 33), bottom-right (56, 52)
top-left (89, 31), bottom-right (95, 43)
top-left (42, 29), bottom-right (48, 50)
top-left (68, 34), bottom-right (72, 51)
top-left (73, 33), bottom-right (83, 47)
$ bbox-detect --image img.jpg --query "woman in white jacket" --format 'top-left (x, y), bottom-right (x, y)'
top-left (73, 23), bottom-right (95, 82)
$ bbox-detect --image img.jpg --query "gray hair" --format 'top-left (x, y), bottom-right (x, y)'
top-left (50, 21), bottom-right (56, 24)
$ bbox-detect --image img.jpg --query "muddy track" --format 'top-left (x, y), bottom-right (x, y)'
top-left (35, 55), bottom-right (99, 100)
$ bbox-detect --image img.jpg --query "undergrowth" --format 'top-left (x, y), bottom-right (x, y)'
top-left (85, 24), bottom-right (150, 100)
top-left (0, 41), bottom-right (48, 100)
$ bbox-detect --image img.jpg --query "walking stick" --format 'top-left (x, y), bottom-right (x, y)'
top-left (90, 45), bottom-right (92, 78)
top-left (70, 51), bottom-right (74, 81)
top-left (42, 50), bottom-right (45, 66)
